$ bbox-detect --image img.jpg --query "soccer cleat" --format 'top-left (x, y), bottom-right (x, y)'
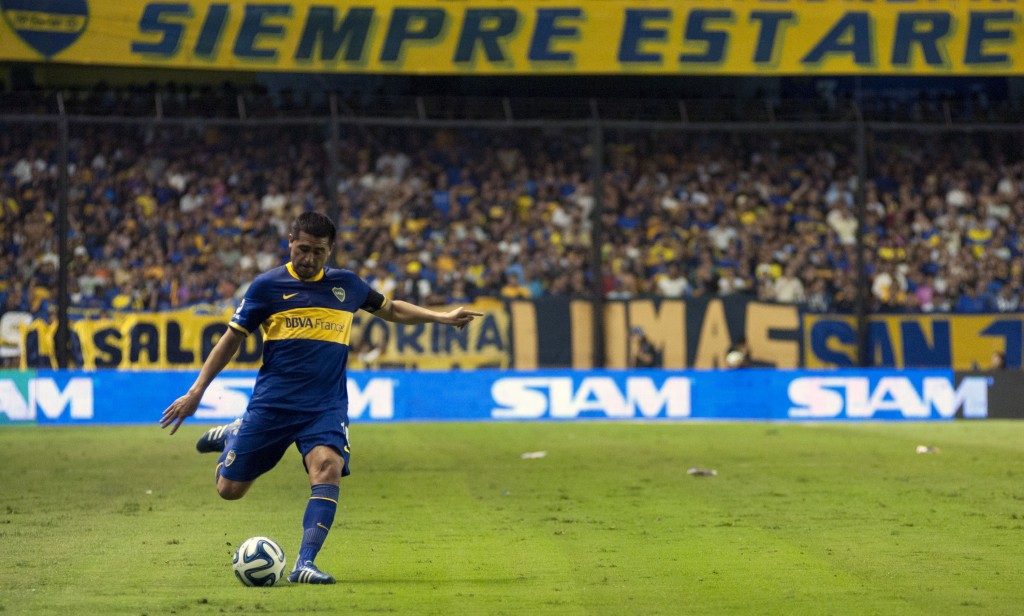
top-left (195, 418), bottom-right (241, 453)
top-left (287, 561), bottom-right (336, 584)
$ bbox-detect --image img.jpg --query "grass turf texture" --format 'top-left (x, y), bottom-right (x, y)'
top-left (2, 422), bottom-right (1023, 615)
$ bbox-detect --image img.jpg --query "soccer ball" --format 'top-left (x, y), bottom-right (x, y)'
top-left (725, 350), bottom-right (746, 368)
top-left (232, 536), bottom-right (286, 587)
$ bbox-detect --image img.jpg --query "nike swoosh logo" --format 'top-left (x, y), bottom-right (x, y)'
top-left (283, 293), bottom-right (300, 300)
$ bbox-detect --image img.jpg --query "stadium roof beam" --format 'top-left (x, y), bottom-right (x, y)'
top-left (2, 91), bottom-right (1021, 133)
top-left (54, 93), bottom-right (70, 370)
top-left (852, 100), bottom-right (869, 368)
top-left (9, 109), bottom-right (1020, 135)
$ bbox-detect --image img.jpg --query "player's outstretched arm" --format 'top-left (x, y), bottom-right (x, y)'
top-left (160, 327), bottom-right (245, 435)
top-left (376, 300), bottom-right (482, 329)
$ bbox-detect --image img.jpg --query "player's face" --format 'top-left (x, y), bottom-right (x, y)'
top-left (288, 231), bottom-right (332, 280)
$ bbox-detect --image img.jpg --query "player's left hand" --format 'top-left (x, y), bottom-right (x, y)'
top-left (445, 307), bottom-right (484, 330)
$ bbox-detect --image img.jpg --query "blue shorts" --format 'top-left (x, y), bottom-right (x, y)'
top-left (219, 407), bottom-right (351, 483)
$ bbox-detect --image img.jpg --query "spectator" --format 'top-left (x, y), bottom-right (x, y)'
top-left (805, 278), bottom-right (832, 313)
top-left (353, 337), bottom-right (385, 370)
top-left (994, 285), bottom-right (1020, 313)
top-left (179, 184), bottom-right (205, 214)
top-left (717, 265), bottom-right (750, 296)
top-left (954, 281), bottom-right (990, 313)
top-left (629, 327), bottom-right (660, 368)
top-left (499, 272), bottom-right (531, 299)
top-left (773, 264), bottom-right (806, 304)
top-left (655, 262), bottom-right (690, 298)
top-left (0, 290), bottom-right (32, 367)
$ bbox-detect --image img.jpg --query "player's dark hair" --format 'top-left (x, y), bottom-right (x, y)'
top-left (291, 211), bottom-right (336, 246)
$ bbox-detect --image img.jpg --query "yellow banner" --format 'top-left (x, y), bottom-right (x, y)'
top-left (20, 301), bottom-right (508, 370)
top-left (350, 298), bottom-right (509, 370)
top-left (1, 1), bottom-right (1021, 75)
top-left (21, 307), bottom-right (264, 370)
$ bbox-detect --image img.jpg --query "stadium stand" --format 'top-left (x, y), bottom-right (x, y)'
top-left (1, 91), bottom-right (1024, 337)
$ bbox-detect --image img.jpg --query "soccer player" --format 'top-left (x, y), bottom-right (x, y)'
top-left (160, 211), bottom-right (481, 584)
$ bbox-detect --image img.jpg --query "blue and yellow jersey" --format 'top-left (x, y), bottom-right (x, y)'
top-left (229, 262), bottom-right (386, 415)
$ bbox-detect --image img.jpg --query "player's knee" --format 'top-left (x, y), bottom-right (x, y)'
top-left (216, 478), bottom-right (249, 501)
top-left (217, 487), bottom-right (244, 501)
top-left (309, 456), bottom-right (342, 483)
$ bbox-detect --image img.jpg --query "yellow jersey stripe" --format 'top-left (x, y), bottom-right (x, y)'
top-left (262, 308), bottom-right (353, 345)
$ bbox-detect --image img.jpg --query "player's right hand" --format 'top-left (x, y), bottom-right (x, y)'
top-left (160, 392), bottom-right (201, 435)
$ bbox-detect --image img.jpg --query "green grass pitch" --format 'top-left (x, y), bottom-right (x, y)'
top-left (2, 421), bottom-right (1024, 615)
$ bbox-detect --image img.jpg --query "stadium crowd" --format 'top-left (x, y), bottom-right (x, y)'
top-left (2, 110), bottom-right (1024, 351)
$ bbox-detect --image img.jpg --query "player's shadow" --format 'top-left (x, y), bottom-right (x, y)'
top-left (328, 577), bottom-right (528, 585)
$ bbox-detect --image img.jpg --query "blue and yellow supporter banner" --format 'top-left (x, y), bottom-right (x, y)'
top-left (19, 300), bottom-right (508, 370)
top-left (0, 0), bottom-right (1021, 75)
top-left (0, 368), bottom-right (990, 424)
top-left (536, 297), bottom-right (1024, 371)
top-left (18, 298), bottom-right (1024, 370)
top-left (804, 313), bottom-right (1023, 370)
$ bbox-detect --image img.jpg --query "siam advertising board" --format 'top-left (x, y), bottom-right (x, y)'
top-left (0, 368), bottom-right (993, 425)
